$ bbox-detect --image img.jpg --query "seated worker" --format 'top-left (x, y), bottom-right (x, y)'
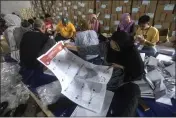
top-left (19, 19), bottom-right (57, 88)
top-left (44, 13), bottom-right (54, 35)
top-left (117, 13), bottom-right (135, 36)
top-left (135, 15), bottom-right (159, 56)
top-left (65, 30), bottom-right (145, 90)
top-left (75, 20), bottom-right (102, 65)
top-left (55, 17), bottom-right (76, 42)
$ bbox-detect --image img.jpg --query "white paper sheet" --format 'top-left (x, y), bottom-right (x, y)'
top-left (156, 95), bottom-right (172, 106)
top-left (165, 63), bottom-right (175, 77)
top-left (140, 53), bottom-right (145, 62)
top-left (71, 90), bottom-right (114, 117)
top-left (38, 42), bottom-right (113, 113)
top-left (146, 69), bottom-right (165, 82)
top-left (148, 56), bottom-right (158, 66)
top-left (156, 54), bottom-right (172, 62)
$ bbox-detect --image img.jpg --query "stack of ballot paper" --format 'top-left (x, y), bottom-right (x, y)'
top-left (156, 45), bottom-right (175, 56)
top-left (134, 53), bottom-right (175, 106)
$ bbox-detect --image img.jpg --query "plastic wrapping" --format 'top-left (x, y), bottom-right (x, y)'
top-left (36, 80), bottom-right (62, 106)
top-left (1, 62), bottom-right (29, 109)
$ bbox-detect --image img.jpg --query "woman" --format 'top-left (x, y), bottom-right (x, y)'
top-left (4, 14), bottom-right (21, 62)
top-left (75, 20), bottom-right (102, 64)
top-left (65, 31), bottom-right (145, 90)
top-left (88, 14), bottom-right (100, 34)
top-left (117, 13), bottom-right (135, 36)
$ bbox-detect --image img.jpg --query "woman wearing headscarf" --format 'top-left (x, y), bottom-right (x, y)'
top-left (117, 13), bottom-right (135, 36)
top-left (65, 31), bottom-right (144, 87)
top-left (3, 14), bottom-right (21, 62)
top-left (88, 14), bottom-right (100, 34)
top-left (65, 31), bottom-right (143, 116)
top-left (74, 20), bottom-right (102, 64)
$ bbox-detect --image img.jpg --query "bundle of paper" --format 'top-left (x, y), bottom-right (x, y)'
top-left (156, 45), bottom-right (175, 56)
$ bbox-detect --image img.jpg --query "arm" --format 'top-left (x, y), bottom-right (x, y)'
top-left (65, 42), bottom-right (105, 56)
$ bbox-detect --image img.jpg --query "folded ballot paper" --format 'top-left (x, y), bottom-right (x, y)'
top-left (156, 45), bottom-right (175, 56)
top-left (38, 41), bottom-right (114, 113)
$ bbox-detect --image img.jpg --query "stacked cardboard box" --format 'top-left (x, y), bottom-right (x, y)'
top-left (62, 0), bottom-right (94, 25)
top-left (131, 0), bottom-right (158, 26)
top-left (96, 0), bottom-right (112, 33)
top-left (154, 0), bottom-right (175, 30)
top-left (110, 0), bottom-right (132, 32)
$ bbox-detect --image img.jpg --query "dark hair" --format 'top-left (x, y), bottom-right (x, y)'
top-left (28, 19), bottom-right (34, 25)
top-left (45, 14), bottom-right (51, 18)
top-left (138, 15), bottom-right (150, 25)
top-left (21, 20), bottom-right (30, 28)
top-left (33, 17), bottom-right (36, 20)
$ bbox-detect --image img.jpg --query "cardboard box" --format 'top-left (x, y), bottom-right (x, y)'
top-left (163, 4), bottom-right (175, 14)
top-left (162, 22), bottom-right (171, 29)
top-left (160, 13), bottom-right (167, 22)
top-left (158, 0), bottom-right (171, 5)
top-left (139, 5), bottom-right (146, 13)
top-left (165, 13), bottom-right (174, 22)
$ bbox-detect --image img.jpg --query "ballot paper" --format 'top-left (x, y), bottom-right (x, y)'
top-left (146, 69), bottom-right (165, 82)
top-left (156, 54), bottom-right (172, 62)
top-left (148, 56), bottom-right (158, 66)
top-left (38, 42), bottom-right (113, 113)
top-left (71, 91), bottom-right (114, 117)
top-left (140, 53), bottom-right (145, 62)
top-left (156, 45), bottom-right (175, 56)
top-left (165, 63), bottom-right (175, 77)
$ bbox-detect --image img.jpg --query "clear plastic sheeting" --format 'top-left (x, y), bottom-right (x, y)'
top-left (1, 62), bottom-right (29, 109)
top-left (36, 80), bottom-right (62, 106)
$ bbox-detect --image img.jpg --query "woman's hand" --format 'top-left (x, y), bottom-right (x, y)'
top-left (64, 43), bottom-right (78, 52)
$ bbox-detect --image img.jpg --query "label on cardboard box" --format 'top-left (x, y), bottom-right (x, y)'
top-left (74, 16), bottom-right (77, 19)
top-left (64, 7), bottom-right (67, 10)
top-left (73, 5), bottom-right (78, 9)
top-left (114, 21), bottom-right (120, 25)
top-left (105, 14), bottom-right (111, 19)
top-left (68, 2), bottom-right (71, 5)
top-left (164, 4), bottom-right (175, 11)
top-left (57, 8), bottom-right (59, 11)
top-left (99, 20), bottom-right (103, 25)
top-left (89, 9), bottom-right (93, 13)
top-left (58, 3), bottom-right (62, 7)
top-left (154, 25), bottom-right (162, 29)
top-left (135, 21), bottom-right (138, 25)
top-left (101, 4), bottom-right (106, 9)
top-left (116, 7), bottom-right (122, 12)
top-left (57, 16), bottom-right (60, 19)
top-left (80, 3), bottom-right (85, 7)
top-left (142, 0), bottom-right (150, 5)
top-left (82, 15), bottom-right (86, 18)
top-left (172, 31), bottom-right (175, 36)
top-left (66, 13), bottom-right (68, 17)
top-left (59, 12), bottom-right (62, 15)
top-left (104, 26), bottom-right (110, 30)
top-left (124, 0), bottom-right (129, 3)
top-left (146, 13), bottom-right (154, 18)
top-left (132, 8), bottom-right (139, 13)
top-left (78, 11), bottom-right (82, 15)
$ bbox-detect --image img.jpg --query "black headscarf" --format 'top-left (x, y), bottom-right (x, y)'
top-left (106, 31), bottom-right (144, 81)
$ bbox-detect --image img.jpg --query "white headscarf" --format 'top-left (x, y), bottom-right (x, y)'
top-left (4, 14), bottom-right (21, 27)
top-left (75, 30), bottom-right (99, 60)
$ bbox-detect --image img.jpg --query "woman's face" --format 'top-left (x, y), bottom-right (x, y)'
top-left (125, 15), bottom-right (131, 23)
top-left (110, 40), bottom-right (120, 51)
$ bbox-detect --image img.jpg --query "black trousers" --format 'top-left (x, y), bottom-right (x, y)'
top-left (107, 82), bottom-right (141, 117)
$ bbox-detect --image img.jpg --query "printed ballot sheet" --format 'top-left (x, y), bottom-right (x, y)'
top-left (37, 42), bottom-right (113, 113)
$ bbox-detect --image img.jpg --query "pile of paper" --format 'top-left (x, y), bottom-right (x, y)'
top-left (38, 41), bottom-right (114, 114)
top-left (136, 53), bottom-right (175, 106)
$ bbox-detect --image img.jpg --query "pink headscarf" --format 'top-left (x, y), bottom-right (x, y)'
top-left (118, 13), bottom-right (134, 33)
top-left (88, 14), bottom-right (100, 32)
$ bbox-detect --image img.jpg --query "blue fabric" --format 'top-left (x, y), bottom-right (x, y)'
top-left (137, 98), bottom-right (176, 117)
top-left (139, 46), bottom-right (157, 57)
top-left (19, 66), bottom-right (58, 89)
